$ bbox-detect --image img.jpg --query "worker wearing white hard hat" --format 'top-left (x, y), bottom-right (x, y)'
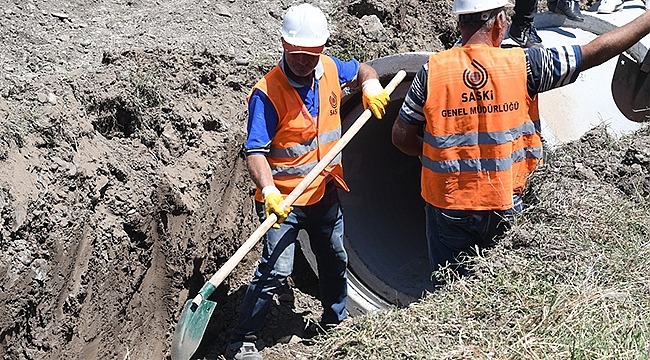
top-left (280, 3), bottom-right (329, 53)
top-left (453, 0), bottom-right (546, 49)
top-left (451, 0), bottom-right (513, 14)
top-left (392, 0), bottom-right (650, 283)
top-left (225, 4), bottom-right (389, 360)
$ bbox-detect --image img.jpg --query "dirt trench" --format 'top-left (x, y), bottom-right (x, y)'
top-left (0, 46), bottom-right (265, 359)
top-left (0, 0), bottom-right (456, 358)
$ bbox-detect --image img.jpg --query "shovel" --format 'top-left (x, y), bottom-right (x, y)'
top-left (171, 69), bottom-right (407, 360)
top-left (612, 48), bottom-right (650, 123)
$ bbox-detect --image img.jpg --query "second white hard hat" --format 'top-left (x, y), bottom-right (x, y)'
top-left (452, 0), bottom-right (514, 15)
top-left (281, 3), bottom-right (330, 47)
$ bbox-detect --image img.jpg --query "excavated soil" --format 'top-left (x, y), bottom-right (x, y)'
top-left (0, 0), bottom-right (628, 359)
top-left (0, 0), bottom-right (454, 359)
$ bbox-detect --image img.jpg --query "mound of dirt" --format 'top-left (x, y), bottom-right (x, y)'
top-left (0, 45), bottom-right (263, 359)
top-left (546, 126), bottom-right (650, 198)
top-left (0, 0), bottom-right (457, 358)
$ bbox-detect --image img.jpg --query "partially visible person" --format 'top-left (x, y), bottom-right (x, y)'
top-left (509, 0), bottom-right (543, 48)
top-left (598, 0), bottom-right (625, 13)
top-left (224, 3), bottom-right (389, 360)
top-left (392, 0), bottom-right (650, 281)
top-left (598, 0), bottom-right (650, 13)
top-left (549, 0), bottom-right (584, 21)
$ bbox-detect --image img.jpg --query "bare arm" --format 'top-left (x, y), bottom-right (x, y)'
top-left (391, 115), bottom-right (423, 157)
top-left (246, 154), bottom-right (275, 191)
top-left (355, 62), bottom-right (380, 87)
top-left (582, 11), bottom-right (650, 70)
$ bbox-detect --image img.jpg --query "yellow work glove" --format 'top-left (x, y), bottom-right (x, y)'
top-left (362, 78), bottom-right (390, 119)
top-left (262, 186), bottom-right (292, 229)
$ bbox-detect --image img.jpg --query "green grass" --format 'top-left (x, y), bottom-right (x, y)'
top-left (328, 42), bottom-right (368, 62)
top-left (312, 128), bottom-right (650, 359)
top-left (130, 73), bottom-right (164, 109)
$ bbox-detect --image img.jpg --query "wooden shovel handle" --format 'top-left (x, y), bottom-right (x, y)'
top-left (192, 70), bottom-right (407, 306)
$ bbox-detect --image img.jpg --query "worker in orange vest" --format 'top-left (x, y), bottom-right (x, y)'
top-left (225, 3), bottom-right (389, 359)
top-left (392, 0), bottom-right (650, 282)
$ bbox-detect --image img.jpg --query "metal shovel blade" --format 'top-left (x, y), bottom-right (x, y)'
top-left (612, 52), bottom-right (650, 123)
top-left (171, 298), bottom-right (217, 360)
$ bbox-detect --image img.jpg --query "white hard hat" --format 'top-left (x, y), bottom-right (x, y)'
top-left (281, 3), bottom-right (330, 47)
top-left (452, 0), bottom-right (513, 15)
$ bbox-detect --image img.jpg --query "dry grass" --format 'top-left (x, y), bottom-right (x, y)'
top-left (311, 127), bottom-right (650, 359)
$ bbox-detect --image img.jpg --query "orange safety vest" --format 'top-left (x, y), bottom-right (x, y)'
top-left (421, 45), bottom-right (543, 210)
top-left (249, 55), bottom-right (348, 206)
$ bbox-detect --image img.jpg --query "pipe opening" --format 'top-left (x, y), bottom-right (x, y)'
top-left (339, 84), bottom-right (433, 307)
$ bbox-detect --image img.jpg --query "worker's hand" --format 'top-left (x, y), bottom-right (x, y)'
top-left (362, 78), bottom-right (390, 120)
top-left (262, 186), bottom-right (292, 229)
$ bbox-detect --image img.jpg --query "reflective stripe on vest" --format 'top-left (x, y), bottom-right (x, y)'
top-left (248, 55), bottom-right (348, 206)
top-left (271, 153), bottom-right (342, 177)
top-left (269, 127), bottom-right (341, 158)
top-left (421, 45), bottom-right (543, 210)
top-left (424, 119), bottom-right (541, 148)
top-left (421, 147), bottom-right (543, 173)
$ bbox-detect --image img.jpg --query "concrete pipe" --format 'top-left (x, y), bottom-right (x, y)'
top-left (296, 53), bottom-right (431, 314)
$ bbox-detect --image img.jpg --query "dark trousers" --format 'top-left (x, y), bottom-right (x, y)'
top-left (232, 182), bottom-right (348, 339)
top-left (425, 195), bottom-right (523, 281)
top-left (513, 0), bottom-right (538, 25)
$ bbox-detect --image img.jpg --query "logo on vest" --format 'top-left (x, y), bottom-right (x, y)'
top-left (461, 60), bottom-right (493, 103)
top-left (329, 91), bottom-right (338, 116)
top-left (441, 59), bottom-right (520, 118)
top-left (463, 60), bottom-right (488, 90)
